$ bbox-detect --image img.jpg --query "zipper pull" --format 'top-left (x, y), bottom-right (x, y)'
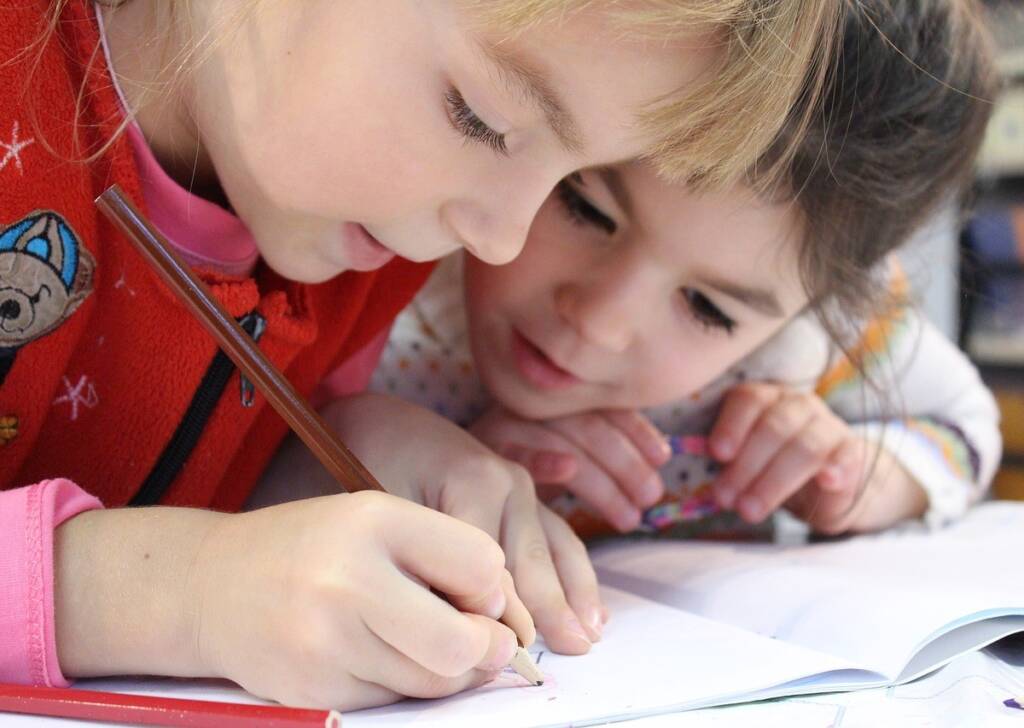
top-left (238, 311), bottom-right (268, 408)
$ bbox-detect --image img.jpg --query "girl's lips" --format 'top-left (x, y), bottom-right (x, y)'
top-left (339, 223), bottom-right (396, 271)
top-left (511, 329), bottom-right (581, 390)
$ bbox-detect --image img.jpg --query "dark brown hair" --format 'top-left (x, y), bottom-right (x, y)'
top-left (761, 0), bottom-right (997, 335)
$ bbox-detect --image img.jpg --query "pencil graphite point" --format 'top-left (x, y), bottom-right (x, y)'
top-left (509, 647), bottom-right (544, 686)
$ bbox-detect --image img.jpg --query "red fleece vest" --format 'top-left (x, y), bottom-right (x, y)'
top-left (0, 1), bottom-right (433, 511)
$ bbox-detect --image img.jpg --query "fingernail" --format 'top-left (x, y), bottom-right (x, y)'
top-left (823, 465), bottom-right (844, 490)
top-left (642, 476), bottom-right (664, 506)
top-left (481, 635), bottom-right (518, 672)
top-left (714, 438), bottom-right (734, 460)
top-left (584, 606), bottom-right (604, 641)
top-left (739, 494), bottom-right (763, 522)
top-left (566, 616), bottom-right (592, 646)
top-left (601, 606), bottom-right (610, 625)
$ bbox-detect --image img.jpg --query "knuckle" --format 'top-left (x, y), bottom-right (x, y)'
top-left (473, 535), bottom-right (508, 575)
top-left (343, 490), bottom-right (394, 529)
top-left (453, 454), bottom-right (516, 495)
top-left (763, 410), bottom-right (800, 438)
top-left (523, 536), bottom-right (554, 566)
top-left (793, 430), bottom-right (831, 459)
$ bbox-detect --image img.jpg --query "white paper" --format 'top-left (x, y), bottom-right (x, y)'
top-left (591, 502), bottom-right (1024, 677)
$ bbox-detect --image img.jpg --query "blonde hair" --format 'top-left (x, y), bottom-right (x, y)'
top-left (34, 0), bottom-right (841, 188)
top-left (473, 1), bottom-right (844, 190)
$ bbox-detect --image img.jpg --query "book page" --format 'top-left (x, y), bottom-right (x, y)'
top-left (346, 586), bottom-right (858, 727)
top-left (591, 502), bottom-right (1024, 677)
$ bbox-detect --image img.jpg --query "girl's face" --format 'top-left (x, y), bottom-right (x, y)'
top-left (464, 162), bottom-right (809, 420)
top-left (185, 1), bottom-right (719, 282)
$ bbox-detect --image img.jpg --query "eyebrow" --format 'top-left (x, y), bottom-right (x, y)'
top-left (696, 275), bottom-right (785, 318)
top-left (477, 39), bottom-right (585, 155)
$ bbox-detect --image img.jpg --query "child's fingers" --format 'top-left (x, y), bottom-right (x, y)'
top-left (497, 568), bottom-right (537, 646)
top-left (736, 418), bottom-right (844, 523)
top-left (806, 438), bottom-right (868, 533)
top-left (601, 409), bottom-right (672, 466)
top-left (440, 465), bottom-right (515, 554)
top-left (708, 383), bottom-right (783, 461)
top-left (500, 486), bottom-right (593, 656)
top-left (539, 504), bottom-right (604, 641)
top-left (362, 564), bottom-right (507, 678)
top-left (713, 393), bottom-right (813, 508)
top-left (472, 411), bottom-right (579, 485)
top-left (382, 497), bottom-right (509, 613)
top-left (548, 413), bottom-right (664, 510)
top-left (829, 436), bottom-right (868, 488)
top-left (502, 444), bottom-right (578, 484)
top-left (356, 612), bottom-right (511, 699)
top-left (565, 454), bottom-right (643, 532)
top-left (352, 610), bottom-right (512, 704)
top-left (504, 430), bottom-right (641, 532)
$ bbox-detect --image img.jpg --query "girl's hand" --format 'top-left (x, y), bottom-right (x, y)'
top-left (471, 407), bottom-right (670, 533)
top-left (55, 496), bottom-right (523, 711)
top-left (198, 494), bottom-right (526, 708)
top-left (294, 394), bottom-right (605, 654)
top-left (709, 383), bottom-right (927, 534)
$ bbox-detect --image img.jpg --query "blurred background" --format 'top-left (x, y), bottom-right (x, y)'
top-left (946, 0), bottom-right (1024, 501)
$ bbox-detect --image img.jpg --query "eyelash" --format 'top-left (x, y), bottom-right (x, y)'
top-left (554, 177), bottom-right (616, 234)
top-left (445, 87), bottom-right (508, 156)
top-left (682, 288), bottom-right (736, 335)
top-left (555, 178), bottom-right (736, 336)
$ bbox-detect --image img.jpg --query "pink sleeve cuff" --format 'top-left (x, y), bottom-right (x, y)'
top-left (0, 479), bottom-right (104, 687)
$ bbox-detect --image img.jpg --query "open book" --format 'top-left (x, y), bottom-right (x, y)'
top-left (53, 502), bottom-right (1023, 728)
top-left (344, 501), bottom-right (1024, 727)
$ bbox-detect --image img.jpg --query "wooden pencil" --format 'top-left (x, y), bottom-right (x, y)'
top-left (96, 185), bottom-right (386, 495)
top-left (0, 683), bottom-right (341, 727)
top-left (95, 184), bottom-right (542, 685)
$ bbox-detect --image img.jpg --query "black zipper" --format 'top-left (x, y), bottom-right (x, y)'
top-left (130, 311), bottom-right (266, 506)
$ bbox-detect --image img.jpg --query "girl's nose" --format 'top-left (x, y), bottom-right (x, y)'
top-left (554, 277), bottom-right (636, 354)
top-left (440, 199), bottom-right (527, 265)
top-left (440, 172), bottom-right (559, 266)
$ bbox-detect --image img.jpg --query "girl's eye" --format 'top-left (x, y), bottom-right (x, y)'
top-left (445, 87), bottom-right (508, 156)
top-left (682, 288), bottom-right (737, 335)
top-left (554, 177), bottom-right (616, 235)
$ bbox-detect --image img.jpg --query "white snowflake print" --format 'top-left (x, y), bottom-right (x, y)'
top-left (53, 375), bottom-right (99, 421)
top-left (0, 121), bottom-right (35, 176)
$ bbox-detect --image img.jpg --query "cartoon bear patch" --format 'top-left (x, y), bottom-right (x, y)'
top-left (0, 211), bottom-right (95, 387)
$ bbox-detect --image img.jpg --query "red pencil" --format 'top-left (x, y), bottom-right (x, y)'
top-left (0, 683), bottom-right (341, 727)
